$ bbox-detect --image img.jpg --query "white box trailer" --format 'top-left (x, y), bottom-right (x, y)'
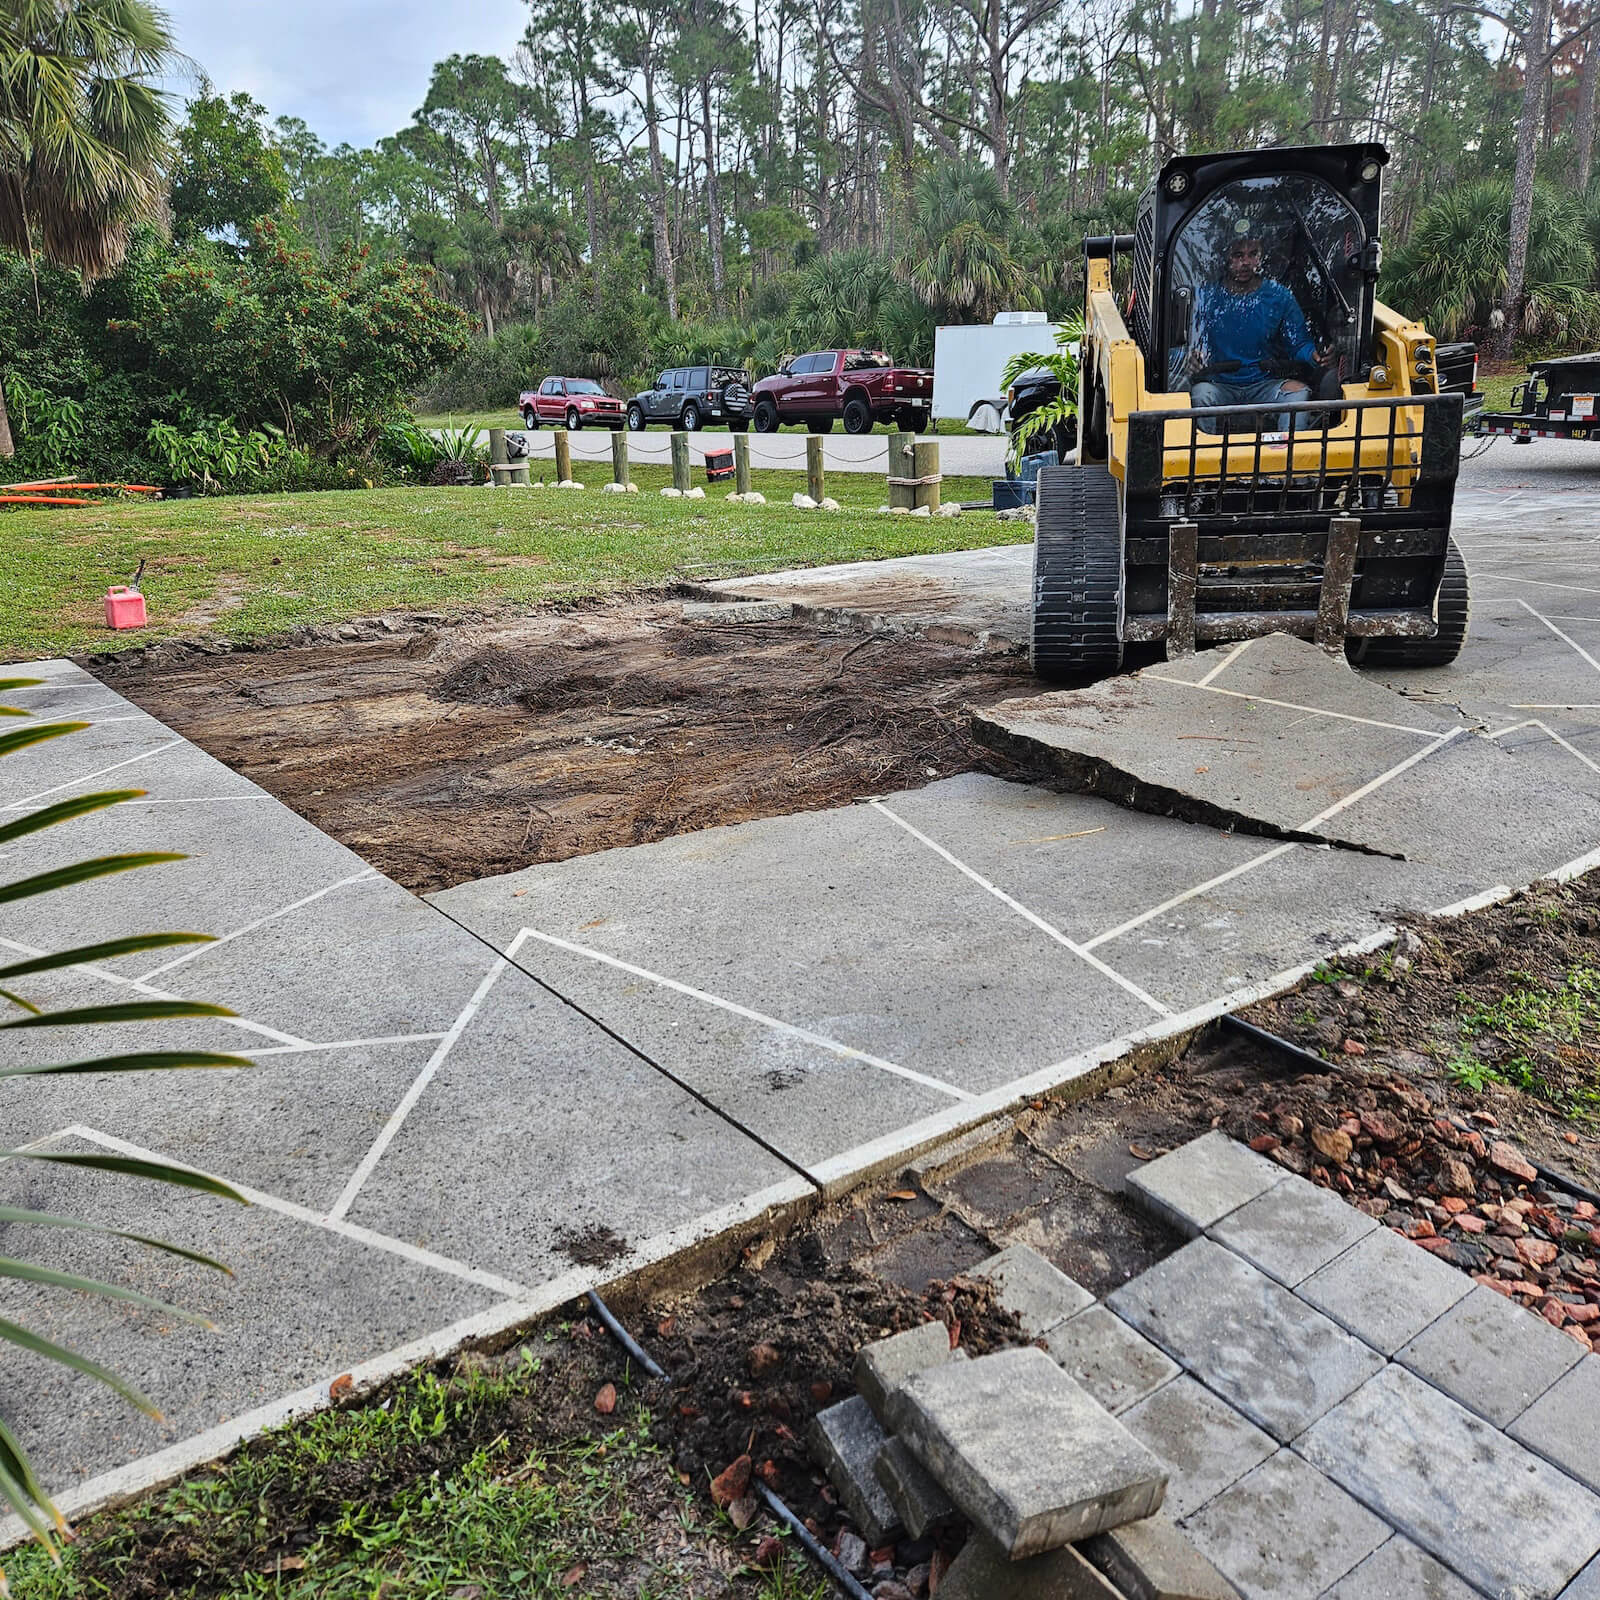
top-left (932, 314), bottom-right (1065, 429)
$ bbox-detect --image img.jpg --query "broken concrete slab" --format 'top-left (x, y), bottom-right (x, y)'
top-left (1118, 1377), bottom-right (1278, 1523)
top-left (1322, 1537), bottom-right (1482, 1600)
top-left (1206, 1173), bottom-right (1378, 1287)
top-left (1106, 1237), bottom-right (1384, 1442)
top-left (1395, 1282), bottom-right (1585, 1428)
top-left (1298, 1363), bottom-right (1600, 1600)
top-left (886, 1346), bottom-right (1168, 1557)
top-left (1125, 1132), bottom-right (1288, 1238)
top-left (854, 1320), bottom-right (958, 1419)
top-left (1042, 1305), bottom-right (1180, 1414)
top-left (1565, 1555), bottom-right (1600, 1600)
top-left (905, 1116), bottom-right (1016, 1185)
top-left (1508, 1355), bottom-right (1600, 1493)
top-left (1180, 1451), bottom-right (1390, 1600)
top-left (679, 599), bottom-right (795, 622)
top-left (938, 1531), bottom-right (1126, 1600)
top-left (1080, 1514), bottom-right (1241, 1600)
top-left (807, 1394), bottom-right (903, 1546)
top-left (1295, 1228), bottom-right (1473, 1357)
top-left (874, 1435), bottom-right (954, 1538)
top-left (973, 1242), bottom-right (1095, 1335)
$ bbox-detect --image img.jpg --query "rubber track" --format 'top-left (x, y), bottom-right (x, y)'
top-left (1347, 538), bottom-right (1470, 668)
top-left (1031, 463), bottom-right (1125, 678)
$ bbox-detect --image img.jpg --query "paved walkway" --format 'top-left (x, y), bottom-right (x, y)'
top-left (1099, 1134), bottom-right (1600, 1600)
top-left (2, 483), bottom-right (1598, 1532)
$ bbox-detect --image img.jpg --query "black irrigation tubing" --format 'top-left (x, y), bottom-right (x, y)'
top-left (1215, 1014), bottom-right (1600, 1210)
top-left (585, 1289), bottom-right (873, 1600)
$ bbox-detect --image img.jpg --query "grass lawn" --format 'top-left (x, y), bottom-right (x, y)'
top-left (0, 463), bottom-right (1017, 661)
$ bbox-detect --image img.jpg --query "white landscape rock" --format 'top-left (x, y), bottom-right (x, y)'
top-left (819, 496), bottom-right (841, 512)
top-left (792, 492), bottom-right (818, 510)
top-left (600, 481), bottom-right (628, 493)
top-left (625, 481), bottom-right (639, 493)
top-left (558, 478), bottom-right (584, 490)
top-left (726, 491), bottom-right (744, 502)
top-left (685, 485), bottom-right (706, 499)
top-left (938, 503), bottom-right (961, 518)
top-left (890, 504), bottom-right (911, 515)
top-left (910, 504), bottom-right (932, 517)
top-left (743, 490), bottom-right (766, 504)
top-left (660, 486), bottom-right (682, 498)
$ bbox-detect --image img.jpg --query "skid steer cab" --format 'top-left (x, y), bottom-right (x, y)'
top-left (1032, 142), bottom-right (1467, 679)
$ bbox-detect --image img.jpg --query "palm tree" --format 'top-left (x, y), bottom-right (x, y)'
top-left (896, 159), bottom-right (1038, 325)
top-left (0, 0), bottom-right (178, 458)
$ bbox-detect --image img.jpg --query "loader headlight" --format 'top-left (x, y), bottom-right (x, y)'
top-left (1359, 157), bottom-right (1382, 183)
top-left (1164, 170), bottom-right (1191, 197)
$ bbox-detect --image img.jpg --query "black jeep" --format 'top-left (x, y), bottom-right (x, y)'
top-left (626, 366), bottom-right (753, 431)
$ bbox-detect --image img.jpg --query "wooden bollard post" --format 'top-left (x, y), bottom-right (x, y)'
top-left (807, 435), bottom-right (825, 503)
top-left (671, 430), bottom-right (692, 492)
top-left (554, 428), bottom-right (572, 483)
top-left (610, 429), bottom-right (630, 488)
top-left (488, 428), bottom-right (508, 466)
top-left (913, 439), bottom-right (940, 514)
top-left (887, 430), bottom-right (917, 511)
top-left (734, 432), bottom-right (751, 495)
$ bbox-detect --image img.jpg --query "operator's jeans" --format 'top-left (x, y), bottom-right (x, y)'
top-left (1189, 377), bottom-right (1308, 435)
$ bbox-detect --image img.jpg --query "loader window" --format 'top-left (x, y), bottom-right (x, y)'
top-left (1166, 175), bottom-right (1368, 402)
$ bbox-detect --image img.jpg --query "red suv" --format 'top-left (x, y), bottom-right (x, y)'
top-left (750, 350), bottom-right (933, 434)
top-left (519, 377), bottom-right (625, 430)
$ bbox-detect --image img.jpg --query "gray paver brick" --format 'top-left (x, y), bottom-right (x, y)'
top-left (1126, 1131), bottom-right (1288, 1237)
top-left (939, 1532), bottom-right (1126, 1600)
top-left (1509, 1354), bottom-right (1600, 1493)
top-left (886, 1346), bottom-right (1168, 1557)
top-left (806, 1395), bottom-right (902, 1545)
top-left (1563, 1554), bottom-right (1600, 1600)
top-left (1296, 1228), bottom-right (1472, 1357)
top-left (975, 1241), bottom-right (1095, 1335)
top-left (1321, 1536), bottom-right (1480, 1600)
top-left (1208, 1174), bottom-right (1378, 1287)
top-left (1120, 1376), bottom-right (1279, 1522)
top-left (874, 1435), bottom-right (953, 1538)
top-left (1080, 1513), bottom-right (1241, 1600)
top-left (1107, 1237), bottom-right (1384, 1441)
top-left (1043, 1304), bottom-right (1181, 1414)
top-left (1180, 1451), bottom-right (1389, 1600)
top-left (854, 1319), bottom-right (957, 1420)
top-left (1298, 1363), bottom-right (1600, 1600)
top-left (1396, 1283), bottom-right (1585, 1428)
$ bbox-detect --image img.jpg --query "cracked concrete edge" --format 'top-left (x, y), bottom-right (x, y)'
top-left (0, 1174), bottom-right (817, 1553)
top-left (968, 710), bottom-right (1388, 855)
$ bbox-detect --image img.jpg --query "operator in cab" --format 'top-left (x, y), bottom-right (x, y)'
top-left (1185, 228), bottom-right (1324, 433)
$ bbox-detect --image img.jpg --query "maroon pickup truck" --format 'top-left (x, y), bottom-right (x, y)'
top-left (750, 350), bottom-right (932, 434)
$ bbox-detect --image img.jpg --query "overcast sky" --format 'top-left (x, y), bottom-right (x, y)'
top-left (159, 0), bottom-right (529, 149)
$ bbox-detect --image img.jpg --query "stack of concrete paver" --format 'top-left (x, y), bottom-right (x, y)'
top-left (812, 1130), bottom-right (1600, 1600)
top-left (809, 1241), bottom-right (1241, 1599)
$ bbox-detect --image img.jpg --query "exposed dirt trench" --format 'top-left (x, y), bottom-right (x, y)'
top-left (92, 598), bottom-right (1044, 892)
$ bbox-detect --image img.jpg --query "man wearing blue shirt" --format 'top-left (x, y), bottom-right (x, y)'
top-left (1187, 235), bottom-right (1322, 432)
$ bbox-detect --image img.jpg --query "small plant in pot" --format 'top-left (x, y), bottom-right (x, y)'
top-left (428, 420), bottom-right (486, 486)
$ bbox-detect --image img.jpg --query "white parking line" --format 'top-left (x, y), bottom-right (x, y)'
top-left (0, 739), bottom-right (183, 811)
top-left (1514, 597), bottom-right (1600, 679)
top-left (50, 1125), bottom-right (531, 1298)
top-left (1196, 638), bottom-right (1255, 688)
top-left (137, 867), bottom-right (382, 981)
top-left (1140, 674), bottom-right (1442, 737)
top-left (1476, 572), bottom-right (1600, 597)
top-left (512, 925), bottom-right (974, 1099)
top-left (238, 1033), bottom-right (449, 1057)
top-left (1487, 719), bottom-right (1600, 777)
top-left (327, 953), bottom-right (514, 1222)
top-left (869, 800), bottom-right (1173, 1016)
top-left (1295, 728), bottom-right (1464, 831)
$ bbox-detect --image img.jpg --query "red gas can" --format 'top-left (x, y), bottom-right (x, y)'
top-left (105, 586), bottom-right (147, 629)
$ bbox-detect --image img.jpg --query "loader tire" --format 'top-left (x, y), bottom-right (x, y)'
top-left (1346, 538), bottom-right (1469, 669)
top-left (1031, 463), bottom-right (1125, 679)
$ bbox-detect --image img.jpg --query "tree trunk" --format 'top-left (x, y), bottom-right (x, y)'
top-left (0, 375), bottom-right (13, 460)
top-left (701, 76), bottom-right (726, 312)
top-left (643, 69), bottom-right (679, 319)
top-left (1497, 0), bottom-right (1553, 356)
top-left (1577, 0), bottom-right (1600, 189)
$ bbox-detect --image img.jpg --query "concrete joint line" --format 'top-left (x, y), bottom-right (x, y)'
top-left (0, 936), bottom-right (312, 1050)
top-left (868, 800), bottom-right (1174, 1018)
top-left (1140, 674), bottom-right (1443, 738)
top-left (0, 738), bottom-right (184, 813)
top-left (51, 1125), bottom-right (531, 1297)
top-left (327, 954), bottom-right (512, 1223)
top-left (1514, 597), bottom-right (1600, 679)
top-left (1487, 719), bottom-right (1600, 777)
top-left (137, 866), bottom-right (383, 982)
top-left (508, 924), bottom-right (973, 1100)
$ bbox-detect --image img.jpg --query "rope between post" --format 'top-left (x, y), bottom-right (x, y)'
top-left (885, 473), bottom-right (943, 487)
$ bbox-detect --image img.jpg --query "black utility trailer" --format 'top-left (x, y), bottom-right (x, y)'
top-left (1477, 352), bottom-right (1600, 442)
